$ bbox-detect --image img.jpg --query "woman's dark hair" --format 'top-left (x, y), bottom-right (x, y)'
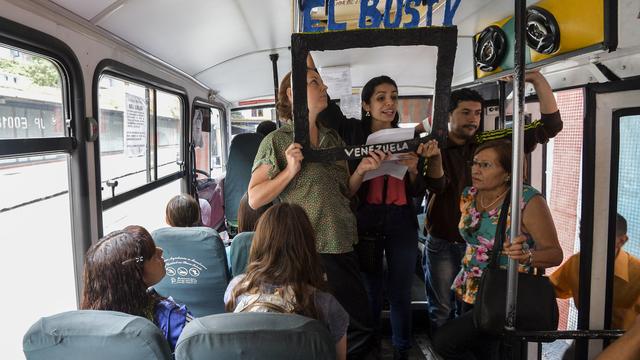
top-left (474, 139), bottom-right (512, 175)
top-left (226, 203), bottom-right (325, 319)
top-left (81, 225), bottom-right (161, 320)
top-left (361, 75), bottom-right (400, 134)
top-left (276, 72), bottom-right (293, 121)
top-left (166, 194), bottom-right (201, 227)
top-left (237, 192), bottom-right (271, 233)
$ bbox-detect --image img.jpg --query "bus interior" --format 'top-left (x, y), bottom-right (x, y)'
top-left (1, 0), bottom-right (640, 359)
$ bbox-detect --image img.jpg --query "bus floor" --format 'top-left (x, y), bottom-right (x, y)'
top-left (377, 273), bottom-right (443, 360)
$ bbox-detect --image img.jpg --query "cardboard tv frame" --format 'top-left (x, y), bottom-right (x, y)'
top-left (290, 26), bottom-right (458, 162)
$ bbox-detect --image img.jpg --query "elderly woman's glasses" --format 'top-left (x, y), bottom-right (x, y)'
top-left (468, 159), bottom-right (494, 170)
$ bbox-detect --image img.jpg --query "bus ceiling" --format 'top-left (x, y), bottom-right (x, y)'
top-left (22, 0), bottom-right (640, 103)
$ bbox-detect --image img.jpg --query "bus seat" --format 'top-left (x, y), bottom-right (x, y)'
top-left (224, 133), bottom-right (264, 232)
top-left (152, 227), bottom-right (230, 317)
top-left (23, 310), bottom-right (171, 360)
top-left (229, 231), bottom-right (254, 276)
top-left (175, 312), bottom-right (335, 360)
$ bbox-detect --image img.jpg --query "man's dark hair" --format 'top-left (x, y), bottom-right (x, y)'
top-left (256, 121), bottom-right (277, 136)
top-left (616, 213), bottom-right (627, 237)
top-left (449, 88), bottom-right (484, 113)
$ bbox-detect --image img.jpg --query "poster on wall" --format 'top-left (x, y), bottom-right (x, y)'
top-left (124, 92), bottom-right (147, 157)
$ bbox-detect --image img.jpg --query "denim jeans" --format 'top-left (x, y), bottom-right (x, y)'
top-left (422, 234), bottom-right (467, 329)
top-left (358, 204), bottom-right (418, 351)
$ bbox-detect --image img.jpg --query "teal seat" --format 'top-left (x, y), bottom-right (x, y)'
top-left (23, 310), bottom-right (171, 360)
top-left (152, 227), bottom-right (230, 317)
top-left (229, 231), bottom-right (254, 276)
top-left (224, 133), bottom-right (264, 229)
top-left (175, 313), bottom-right (336, 360)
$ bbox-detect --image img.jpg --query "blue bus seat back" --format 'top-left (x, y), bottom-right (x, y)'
top-left (224, 133), bottom-right (264, 226)
top-left (229, 231), bottom-right (254, 277)
top-left (175, 312), bottom-right (335, 360)
top-left (23, 310), bottom-right (172, 360)
top-left (152, 226), bottom-right (230, 317)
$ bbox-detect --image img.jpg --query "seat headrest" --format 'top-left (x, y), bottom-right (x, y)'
top-left (152, 226), bottom-right (220, 244)
top-left (175, 312), bottom-right (335, 360)
top-left (23, 310), bottom-right (172, 360)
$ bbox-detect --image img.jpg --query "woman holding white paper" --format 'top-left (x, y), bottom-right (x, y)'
top-left (351, 75), bottom-right (443, 359)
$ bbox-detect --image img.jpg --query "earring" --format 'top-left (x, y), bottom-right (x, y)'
top-left (366, 111), bottom-right (370, 117)
top-left (505, 175), bottom-right (511, 182)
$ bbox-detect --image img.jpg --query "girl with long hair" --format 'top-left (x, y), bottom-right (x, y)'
top-left (81, 225), bottom-right (191, 351)
top-left (248, 68), bottom-right (384, 357)
top-left (224, 203), bottom-right (349, 360)
top-left (349, 75), bottom-right (442, 359)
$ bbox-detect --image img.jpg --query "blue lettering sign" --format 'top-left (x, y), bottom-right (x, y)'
top-left (301, 0), bottom-right (463, 31)
top-left (328, 0), bottom-right (347, 30)
top-left (443, 0), bottom-right (462, 26)
top-left (403, 0), bottom-right (421, 28)
top-left (383, 0), bottom-right (403, 28)
top-left (359, 0), bottom-right (383, 29)
top-left (303, 0), bottom-right (326, 32)
top-left (424, 0), bottom-right (438, 26)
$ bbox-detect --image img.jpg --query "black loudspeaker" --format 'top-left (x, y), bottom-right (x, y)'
top-left (474, 25), bottom-right (508, 72)
top-left (526, 6), bottom-right (560, 55)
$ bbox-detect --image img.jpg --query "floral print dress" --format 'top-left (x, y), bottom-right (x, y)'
top-left (452, 184), bottom-right (540, 304)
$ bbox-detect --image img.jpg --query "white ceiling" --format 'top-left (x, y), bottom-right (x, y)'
top-left (47, 0), bottom-right (640, 103)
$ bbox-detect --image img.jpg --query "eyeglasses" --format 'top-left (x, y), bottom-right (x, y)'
top-left (468, 159), bottom-right (495, 170)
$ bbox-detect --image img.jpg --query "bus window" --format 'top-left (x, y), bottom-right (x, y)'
top-left (98, 75), bottom-right (150, 198)
top-left (0, 45), bottom-right (75, 360)
top-left (545, 88), bottom-right (585, 331)
top-left (0, 46), bottom-right (65, 140)
top-left (617, 113), bottom-right (640, 259)
top-left (102, 179), bottom-right (182, 234)
top-left (210, 108), bottom-right (225, 177)
top-left (156, 90), bottom-right (182, 178)
top-left (230, 106), bottom-right (275, 135)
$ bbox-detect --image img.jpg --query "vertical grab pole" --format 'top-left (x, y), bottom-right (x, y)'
top-left (505, 0), bottom-right (527, 331)
top-left (270, 53), bottom-right (280, 127)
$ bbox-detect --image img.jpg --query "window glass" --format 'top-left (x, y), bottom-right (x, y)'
top-left (230, 106), bottom-right (275, 135)
top-left (102, 179), bottom-right (182, 234)
top-left (397, 97), bottom-right (432, 128)
top-left (0, 45), bottom-right (65, 139)
top-left (98, 75), bottom-right (149, 199)
top-left (0, 154), bottom-right (76, 360)
top-left (618, 114), bottom-right (640, 258)
top-left (156, 90), bottom-right (182, 178)
top-left (211, 108), bottom-right (225, 178)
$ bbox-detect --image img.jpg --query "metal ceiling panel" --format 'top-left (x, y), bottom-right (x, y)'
top-left (49, 0), bottom-right (118, 20)
top-left (197, 48), bottom-right (292, 103)
top-left (95, 0), bottom-right (258, 75)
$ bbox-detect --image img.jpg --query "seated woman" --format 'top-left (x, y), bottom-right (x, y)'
top-left (432, 139), bottom-right (563, 359)
top-left (228, 193), bottom-right (271, 276)
top-left (81, 225), bottom-right (192, 352)
top-left (248, 68), bottom-right (385, 357)
top-left (224, 203), bottom-right (349, 360)
top-left (165, 193), bottom-right (201, 227)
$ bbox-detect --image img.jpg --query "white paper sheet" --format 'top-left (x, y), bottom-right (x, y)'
top-left (362, 127), bottom-right (415, 181)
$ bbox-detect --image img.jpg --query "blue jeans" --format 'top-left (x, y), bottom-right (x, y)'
top-left (422, 235), bottom-right (467, 329)
top-left (358, 204), bottom-right (418, 351)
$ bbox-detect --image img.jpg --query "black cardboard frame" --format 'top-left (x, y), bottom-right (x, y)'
top-left (290, 26), bottom-right (458, 162)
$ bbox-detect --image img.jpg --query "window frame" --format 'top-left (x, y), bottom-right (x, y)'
top-left (0, 15), bottom-right (91, 304)
top-left (93, 60), bottom-right (189, 236)
top-left (191, 97), bottom-right (228, 178)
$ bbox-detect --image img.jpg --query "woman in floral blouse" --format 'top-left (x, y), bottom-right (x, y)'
top-left (433, 139), bottom-right (562, 360)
